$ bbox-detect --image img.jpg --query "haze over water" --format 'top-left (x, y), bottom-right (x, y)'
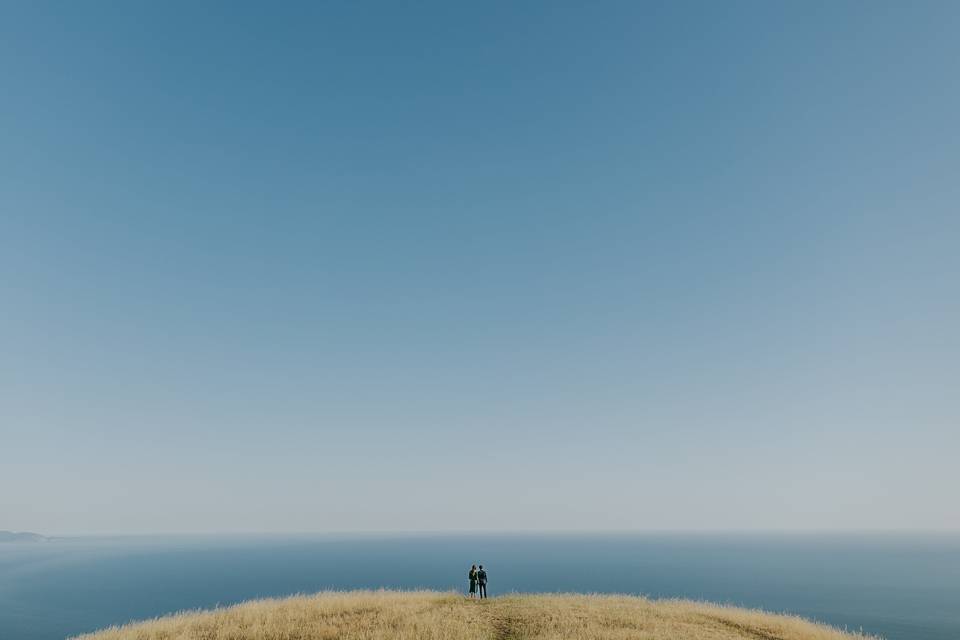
top-left (2, 533), bottom-right (958, 640)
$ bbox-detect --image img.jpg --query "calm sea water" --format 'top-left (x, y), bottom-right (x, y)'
top-left (1, 533), bottom-right (957, 640)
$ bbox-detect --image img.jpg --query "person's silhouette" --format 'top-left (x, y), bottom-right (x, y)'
top-left (477, 565), bottom-right (488, 599)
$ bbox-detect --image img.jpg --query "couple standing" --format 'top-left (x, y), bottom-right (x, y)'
top-left (468, 564), bottom-right (488, 598)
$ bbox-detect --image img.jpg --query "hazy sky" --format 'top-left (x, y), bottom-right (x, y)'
top-left (2, 2), bottom-right (957, 535)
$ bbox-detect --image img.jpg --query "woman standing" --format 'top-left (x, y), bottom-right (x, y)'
top-left (468, 564), bottom-right (478, 598)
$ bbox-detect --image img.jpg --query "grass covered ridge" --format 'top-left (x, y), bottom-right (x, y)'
top-left (74, 590), bottom-right (877, 640)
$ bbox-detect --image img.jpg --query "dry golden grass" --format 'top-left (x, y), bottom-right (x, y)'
top-left (73, 590), bottom-right (878, 640)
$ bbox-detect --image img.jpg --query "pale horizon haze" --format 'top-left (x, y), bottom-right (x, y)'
top-left (2, 2), bottom-right (958, 535)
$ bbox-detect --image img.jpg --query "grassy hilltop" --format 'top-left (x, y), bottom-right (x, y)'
top-left (74, 590), bottom-right (876, 640)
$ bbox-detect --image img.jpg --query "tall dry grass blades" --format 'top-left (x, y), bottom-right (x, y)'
top-left (74, 590), bottom-right (879, 640)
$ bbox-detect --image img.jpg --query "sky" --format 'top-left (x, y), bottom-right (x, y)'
top-left (1, 2), bottom-right (958, 535)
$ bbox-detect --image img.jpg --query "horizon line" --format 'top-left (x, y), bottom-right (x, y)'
top-left (23, 527), bottom-right (960, 538)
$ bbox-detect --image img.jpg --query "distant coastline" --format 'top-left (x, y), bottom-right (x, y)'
top-left (0, 531), bottom-right (47, 543)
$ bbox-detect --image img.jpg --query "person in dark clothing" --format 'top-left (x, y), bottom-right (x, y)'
top-left (468, 564), bottom-right (478, 598)
top-left (477, 565), bottom-right (488, 598)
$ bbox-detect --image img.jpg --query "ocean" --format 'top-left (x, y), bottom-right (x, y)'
top-left (1, 533), bottom-right (957, 640)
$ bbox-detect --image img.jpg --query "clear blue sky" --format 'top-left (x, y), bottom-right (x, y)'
top-left (2, 2), bottom-right (957, 534)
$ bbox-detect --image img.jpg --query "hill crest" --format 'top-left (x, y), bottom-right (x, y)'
top-left (73, 589), bottom-right (877, 640)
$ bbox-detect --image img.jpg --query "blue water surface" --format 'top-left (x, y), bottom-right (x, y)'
top-left (1, 533), bottom-right (957, 640)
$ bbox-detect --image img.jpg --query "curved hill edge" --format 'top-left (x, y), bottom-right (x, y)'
top-left (72, 589), bottom-right (879, 640)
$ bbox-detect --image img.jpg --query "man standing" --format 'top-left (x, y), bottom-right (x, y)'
top-left (477, 565), bottom-right (488, 599)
